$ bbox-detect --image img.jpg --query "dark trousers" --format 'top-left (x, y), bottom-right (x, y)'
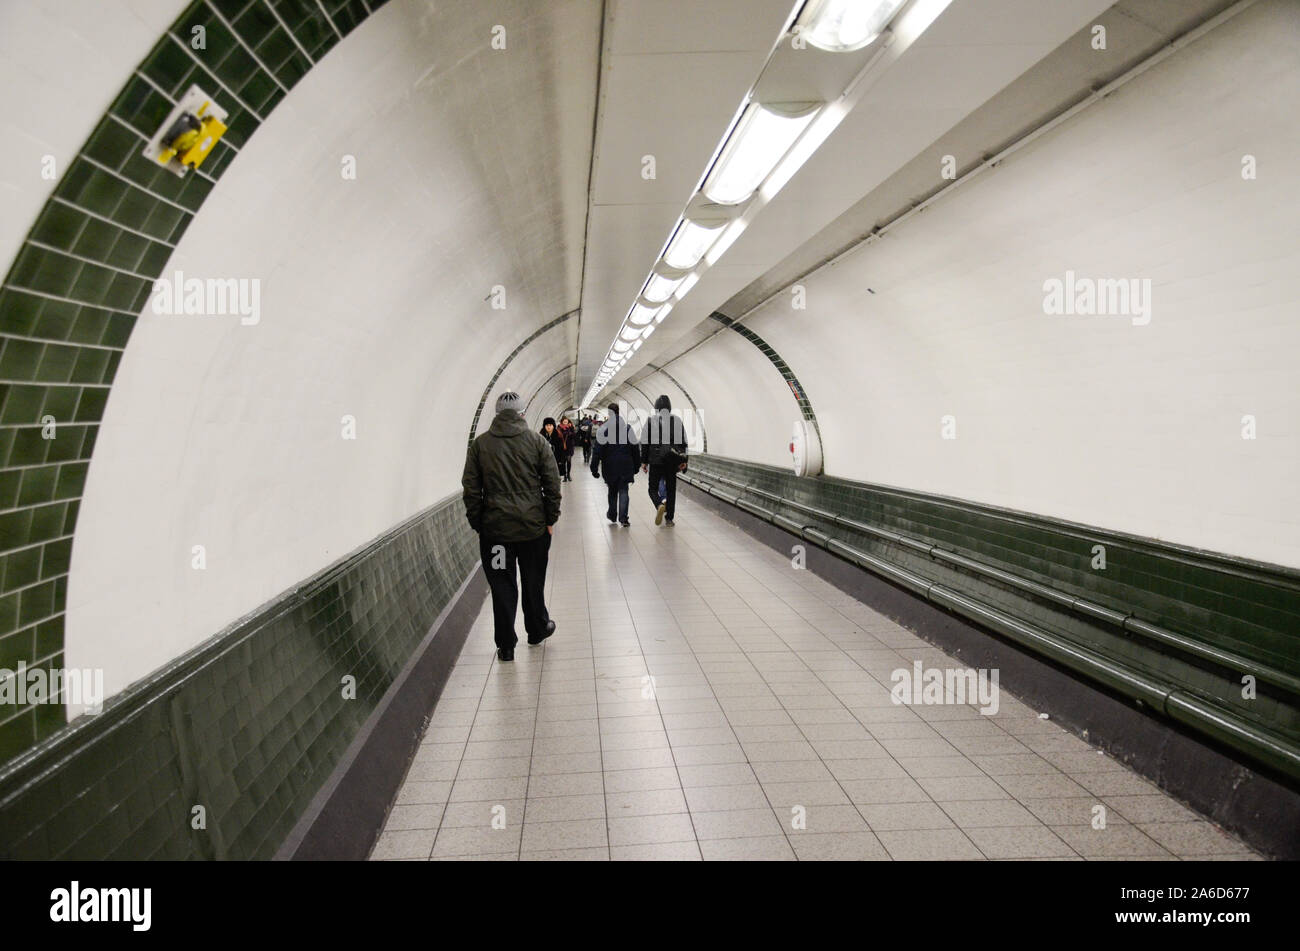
top-left (581, 443), bottom-right (591, 463)
top-left (560, 454), bottom-right (572, 479)
top-left (648, 464), bottom-right (678, 519)
top-left (479, 533), bottom-right (551, 649)
top-left (606, 482), bottom-right (630, 523)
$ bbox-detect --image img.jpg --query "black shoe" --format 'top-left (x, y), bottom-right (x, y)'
top-left (497, 647), bottom-right (514, 662)
top-left (664, 518), bottom-right (674, 526)
top-left (607, 514), bottom-right (616, 523)
top-left (528, 620), bottom-right (556, 646)
top-left (619, 520), bottom-right (630, 526)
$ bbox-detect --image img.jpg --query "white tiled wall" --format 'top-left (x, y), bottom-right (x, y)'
top-left (62, 0), bottom-right (600, 707)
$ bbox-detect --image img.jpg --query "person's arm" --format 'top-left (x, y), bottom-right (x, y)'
top-left (590, 429), bottom-right (603, 476)
top-left (640, 420), bottom-right (650, 472)
top-left (539, 434), bottom-right (561, 530)
top-left (673, 415), bottom-right (688, 470)
top-left (461, 440), bottom-right (482, 533)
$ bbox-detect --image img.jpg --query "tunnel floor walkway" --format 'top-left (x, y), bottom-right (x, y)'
top-left (370, 473), bottom-right (1258, 861)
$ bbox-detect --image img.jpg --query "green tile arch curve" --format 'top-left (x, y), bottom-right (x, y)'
top-left (0, 0), bottom-right (390, 761)
top-left (706, 310), bottom-right (822, 457)
top-left (525, 364), bottom-right (575, 421)
top-left (645, 364), bottom-right (707, 453)
top-left (466, 309), bottom-right (578, 450)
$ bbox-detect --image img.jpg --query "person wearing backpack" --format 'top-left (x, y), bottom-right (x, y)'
top-left (640, 394), bottom-right (688, 526)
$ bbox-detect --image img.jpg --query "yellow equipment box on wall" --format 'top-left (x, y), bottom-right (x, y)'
top-left (142, 85), bottom-right (229, 177)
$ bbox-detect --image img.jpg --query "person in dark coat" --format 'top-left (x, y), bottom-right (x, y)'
top-left (640, 394), bottom-right (688, 526)
top-left (557, 416), bottom-right (576, 481)
top-left (541, 417), bottom-right (568, 480)
top-left (463, 392), bottom-right (561, 661)
top-left (590, 403), bottom-right (640, 526)
top-left (577, 415), bottom-right (594, 464)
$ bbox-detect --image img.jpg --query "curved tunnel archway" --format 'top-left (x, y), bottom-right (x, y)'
top-left (1, 0), bottom-right (1297, 864)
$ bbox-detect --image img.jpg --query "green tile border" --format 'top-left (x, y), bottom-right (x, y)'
top-left (0, 488), bottom-right (477, 860)
top-left (467, 309), bottom-right (578, 450)
top-left (706, 311), bottom-right (821, 454)
top-left (0, 0), bottom-right (391, 761)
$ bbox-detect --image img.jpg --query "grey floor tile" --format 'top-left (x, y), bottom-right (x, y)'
top-left (698, 836), bottom-right (796, 861)
top-left (608, 812), bottom-right (697, 847)
top-left (611, 841), bottom-right (703, 861)
top-left (521, 818), bottom-right (608, 852)
top-left (790, 831), bottom-right (891, 861)
top-left (524, 794), bottom-right (607, 823)
top-left (691, 807), bottom-right (785, 840)
top-left (370, 828), bottom-right (436, 860)
top-left (876, 829), bottom-right (985, 861)
top-left (607, 786), bottom-right (689, 817)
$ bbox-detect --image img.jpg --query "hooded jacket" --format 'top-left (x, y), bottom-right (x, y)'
top-left (463, 409), bottom-right (561, 542)
top-left (640, 395), bottom-right (688, 467)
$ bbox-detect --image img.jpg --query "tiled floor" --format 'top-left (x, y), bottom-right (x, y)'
top-left (371, 473), bottom-right (1260, 861)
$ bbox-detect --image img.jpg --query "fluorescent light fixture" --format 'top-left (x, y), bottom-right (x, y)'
top-left (619, 324), bottom-right (640, 343)
top-left (627, 302), bottom-right (660, 327)
top-left (673, 272), bottom-right (701, 302)
top-left (704, 217), bottom-right (748, 267)
top-left (642, 271), bottom-right (686, 304)
top-left (662, 218), bottom-right (727, 270)
top-left (795, 0), bottom-right (903, 52)
top-left (631, 338), bottom-right (644, 351)
top-left (612, 341), bottom-right (631, 354)
top-left (641, 323), bottom-right (656, 340)
top-left (702, 102), bottom-right (820, 205)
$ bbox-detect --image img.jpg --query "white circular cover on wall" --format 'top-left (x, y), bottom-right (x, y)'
top-left (791, 419), bottom-right (822, 477)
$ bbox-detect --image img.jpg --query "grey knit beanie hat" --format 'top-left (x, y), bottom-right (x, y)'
top-left (495, 391), bottom-right (523, 415)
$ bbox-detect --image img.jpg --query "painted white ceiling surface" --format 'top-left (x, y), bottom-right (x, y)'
top-left (575, 0), bottom-right (798, 392)
top-left (603, 0), bottom-right (1117, 396)
top-left (0, 0), bottom-right (191, 274)
top-left (65, 0), bottom-right (601, 705)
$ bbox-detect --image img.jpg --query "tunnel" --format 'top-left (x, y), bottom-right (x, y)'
top-left (1, 0), bottom-right (1298, 900)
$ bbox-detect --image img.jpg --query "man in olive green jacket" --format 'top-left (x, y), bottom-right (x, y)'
top-left (462, 391), bottom-right (562, 661)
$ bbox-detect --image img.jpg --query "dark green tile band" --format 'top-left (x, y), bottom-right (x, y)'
top-left (0, 489), bottom-right (476, 860)
top-left (0, 0), bottom-right (390, 761)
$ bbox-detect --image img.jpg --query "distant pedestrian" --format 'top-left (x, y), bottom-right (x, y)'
top-left (557, 416), bottom-right (576, 481)
top-left (541, 417), bottom-right (569, 481)
top-left (640, 395), bottom-right (688, 526)
top-left (578, 415), bottom-right (594, 464)
top-left (590, 403), bottom-right (640, 526)
top-left (463, 392), bottom-right (561, 661)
